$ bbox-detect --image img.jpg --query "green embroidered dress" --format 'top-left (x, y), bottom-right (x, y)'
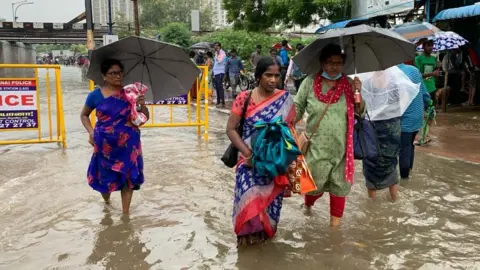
top-left (294, 75), bottom-right (352, 197)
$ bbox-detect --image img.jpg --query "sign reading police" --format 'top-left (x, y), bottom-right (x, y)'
top-left (0, 79), bottom-right (39, 129)
top-left (154, 94), bottom-right (188, 105)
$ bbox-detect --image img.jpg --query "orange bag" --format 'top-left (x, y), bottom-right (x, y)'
top-left (287, 127), bottom-right (318, 194)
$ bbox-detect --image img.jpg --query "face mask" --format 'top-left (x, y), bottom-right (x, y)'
top-left (321, 71), bottom-right (342, 81)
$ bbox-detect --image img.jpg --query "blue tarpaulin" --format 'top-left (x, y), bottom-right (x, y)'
top-left (433, 4), bottom-right (480, 22)
top-left (315, 18), bottom-right (368, 34)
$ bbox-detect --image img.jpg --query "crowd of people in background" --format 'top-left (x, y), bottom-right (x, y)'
top-left (188, 40), bottom-right (308, 108)
top-left (187, 37), bottom-right (476, 111)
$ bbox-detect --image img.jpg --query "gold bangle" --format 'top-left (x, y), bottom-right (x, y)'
top-left (245, 153), bottom-right (253, 160)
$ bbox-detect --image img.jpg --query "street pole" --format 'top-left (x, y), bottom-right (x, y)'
top-left (107, 0), bottom-right (113, 35)
top-left (132, 0), bottom-right (140, 36)
top-left (85, 0), bottom-right (95, 51)
top-left (12, 0), bottom-right (33, 22)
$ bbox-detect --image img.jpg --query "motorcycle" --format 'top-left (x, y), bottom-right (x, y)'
top-left (239, 71), bottom-right (255, 91)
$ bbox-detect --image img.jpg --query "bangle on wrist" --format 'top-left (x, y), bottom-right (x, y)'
top-left (245, 153), bottom-right (253, 160)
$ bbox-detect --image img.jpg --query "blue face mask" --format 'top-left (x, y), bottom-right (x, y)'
top-left (321, 71), bottom-right (342, 81)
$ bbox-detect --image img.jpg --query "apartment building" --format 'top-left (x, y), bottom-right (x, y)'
top-left (92, 0), bottom-right (135, 25)
top-left (204, 0), bottom-right (228, 28)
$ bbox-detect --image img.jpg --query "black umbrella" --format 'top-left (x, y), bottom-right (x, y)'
top-left (87, 36), bottom-right (201, 102)
top-left (190, 42), bottom-right (214, 50)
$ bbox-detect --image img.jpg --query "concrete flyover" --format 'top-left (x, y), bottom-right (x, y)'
top-left (0, 22), bottom-right (108, 45)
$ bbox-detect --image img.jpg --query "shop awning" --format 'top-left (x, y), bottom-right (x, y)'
top-left (315, 18), bottom-right (368, 34)
top-left (433, 4), bottom-right (480, 22)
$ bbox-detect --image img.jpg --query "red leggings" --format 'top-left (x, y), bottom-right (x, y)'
top-left (304, 193), bottom-right (346, 218)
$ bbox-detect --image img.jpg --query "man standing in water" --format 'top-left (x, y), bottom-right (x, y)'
top-left (213, 42), bottom-right (227, 108)
top-left (250, 45), bottom-right (262, 72)
top-left (225, 49), bottom-right (245, 98)
top-left (415, 40), bottom-right (439, 143)
top-left (415, 40), bottom-right (440, 103)
top-left (398, 63), bottom-right (432, 179)
top-left (279, 40), bottom-right (290, 89)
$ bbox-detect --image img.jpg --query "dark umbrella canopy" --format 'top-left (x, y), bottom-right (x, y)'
top-left (190, 42), bottom-right (214, 50)
top-left (293, 25), bottom-right (416, 75)
top-left (87, 36), bottom-right (201, 102)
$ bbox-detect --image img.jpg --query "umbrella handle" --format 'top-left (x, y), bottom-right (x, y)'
top-left (352, 36), bottom-right (357, 76)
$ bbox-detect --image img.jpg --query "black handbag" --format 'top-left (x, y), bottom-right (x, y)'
top-left (221, 91), bottom-right (252, 168)
top-left (353, 113), bottom-right (379, 160)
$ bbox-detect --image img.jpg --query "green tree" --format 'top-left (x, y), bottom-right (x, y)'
top-left (223, 0), bottom-right (350, 31)
top-left (115, 12), bottom-right (134, 38)
top-left (160, 23), bottom-right (192, 48)
top-left (140, 0), bottom-right (214, 31)
top-left (35, 44), bottom-right (70, 53)
top-left (70, 44), bottom-right (88, 56)
top-left (195, 29), bottom-right (317, 68)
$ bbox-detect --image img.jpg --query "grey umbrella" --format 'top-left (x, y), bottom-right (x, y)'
top-left (190, 42), bottom-right (214, 50)
top-left (292, 25), bottom-right (416, 75)
top-left (87, 36), bottom-right (201, 102)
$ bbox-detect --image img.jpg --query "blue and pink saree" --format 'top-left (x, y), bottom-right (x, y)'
top-left (87, 90), bottom-right (144, 193)
top-left (231, 90), bottom-right (296, 240)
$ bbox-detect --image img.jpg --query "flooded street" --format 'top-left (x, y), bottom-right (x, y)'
top-left (1, 67), bottom-right (480, 270)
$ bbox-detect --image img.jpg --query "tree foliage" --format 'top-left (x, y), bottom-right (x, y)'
top-left (160, 23), bottom-right (192, 48)
top-left (140, 0), bottom-right (214, 31)
top-left (194, 29), bottom-right (316, 68)
top-left (70, 44), bottom-right (88, 55)
top-left (115, 12), bottom-right (134, 38)
top-left (35, 44), bottom-right (88, 56)
top-left (223, 0), bottom-right (351, 31)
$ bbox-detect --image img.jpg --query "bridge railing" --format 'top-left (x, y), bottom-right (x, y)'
top-left (0, 64), bottom-right (67, 148)
top-left (90, 65), bottom-right (210, 140)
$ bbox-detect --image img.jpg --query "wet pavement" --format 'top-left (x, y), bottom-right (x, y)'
top-left (1, 67), bottom-right (480, 270)
top-left (417, 110), bottom-right (480, 163)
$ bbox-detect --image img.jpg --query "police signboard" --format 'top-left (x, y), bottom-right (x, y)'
top-left (0, 79), bottom-right (39, 130)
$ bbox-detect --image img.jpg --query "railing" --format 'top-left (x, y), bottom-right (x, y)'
top-left (90, 65), bottom-right (210, 140)
top-left (0, 64), bottom-right (67, 148)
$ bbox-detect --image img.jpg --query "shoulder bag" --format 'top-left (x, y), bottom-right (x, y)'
top-left (298, 93), bottom-right (335, 155)
top-left (221, 91), bottom-right (253, 168)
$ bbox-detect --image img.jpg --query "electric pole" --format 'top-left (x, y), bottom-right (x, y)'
top-left (85, 0), bottom-right (95, 51)
top-left (107, 0), bottom-right (113, 35)
top-left (132, 0), bottom-right (140, 36)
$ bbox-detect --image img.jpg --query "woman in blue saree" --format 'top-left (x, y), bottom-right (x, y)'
top-left (226, 57), bottom-right (296, 246)
top-left (80, 59), bottom-right (149, 215)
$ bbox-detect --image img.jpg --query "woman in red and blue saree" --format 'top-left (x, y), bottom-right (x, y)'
top-left (80, 59), bottom-right (149, 215)
top-left (226, 57), bottom-right (296, 246)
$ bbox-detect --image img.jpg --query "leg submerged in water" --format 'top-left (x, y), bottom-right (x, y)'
top-left (102, 193), bottom-right (111, 204)
top-left (304, 193), bottom-right (346, 227)
top-left (389, 184), bottom-right (398, 202)
top-left (330, 194), bottom-right (345, 227)
top-left (121, 187), bottom-right (134, 215)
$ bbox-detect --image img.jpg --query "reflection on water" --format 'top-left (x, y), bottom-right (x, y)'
top-left (0, 67), bottom-right (480, 269)
top-left (87, 211), bottom-right (151, 269)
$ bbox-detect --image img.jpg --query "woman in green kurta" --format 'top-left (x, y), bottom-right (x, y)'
top-left (294, 44), bottom-right (364, 227)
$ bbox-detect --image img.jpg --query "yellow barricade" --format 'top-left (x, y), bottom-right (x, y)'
top-left (0, 64), bottom-right (67, 148)
top-left (90, 65), bottom-right (209, 140)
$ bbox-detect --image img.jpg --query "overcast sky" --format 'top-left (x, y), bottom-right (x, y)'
top-left (0, 0), bottom-right (85, 22)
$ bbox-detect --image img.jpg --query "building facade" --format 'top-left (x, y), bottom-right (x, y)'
top-left (205, 0), bottom-right (228, 28)
top-left (92, 0), bottom-right (135, 26)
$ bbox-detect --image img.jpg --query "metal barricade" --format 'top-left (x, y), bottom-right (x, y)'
top-left (0, 64), bottom-right (67, 148)
top-left (90, 65), bottom-right (209, 140)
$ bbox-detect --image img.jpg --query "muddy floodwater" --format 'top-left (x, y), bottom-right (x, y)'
top-left (1, 68), bottom-right (480, 270)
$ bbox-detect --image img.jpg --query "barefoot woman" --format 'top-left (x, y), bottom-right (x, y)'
top-left (80, 59), bottom-right (149, 215)
top-left (226, 57), bottom-right (296, 246)
top-left (295, 44), bottom-right (364, 227)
